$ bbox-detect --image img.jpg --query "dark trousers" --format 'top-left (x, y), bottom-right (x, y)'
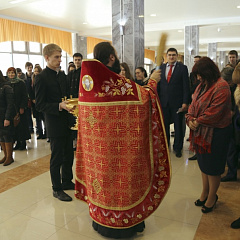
top-left (162, 106), bottom-right (184, 152)
top-left (49, 134), bottom-right (74, 191)
top-left (26, 107), bottom-right (33, 130)
top-left (226, 137), bottom-right (239, 178)
top-left (35, 116), bottom-right (43, 134)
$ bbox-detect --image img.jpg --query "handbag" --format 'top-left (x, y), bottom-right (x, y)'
top-left (13, 112), bottom-right (20, 127)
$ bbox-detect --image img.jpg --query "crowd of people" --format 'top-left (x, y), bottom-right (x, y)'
top-left (0, 43), bottom-right (240, 238)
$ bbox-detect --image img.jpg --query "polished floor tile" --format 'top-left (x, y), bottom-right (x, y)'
top-left (0, 213), bottom-right (60, 240)
top-left (153, 192), bottom-right (202, 225)
top-left (0, 129), bottom-right (239, 240)
top-left (21, 193), bottom-right (86, 228)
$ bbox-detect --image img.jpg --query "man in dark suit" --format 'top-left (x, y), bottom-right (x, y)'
top-left (157, 48), bottom-right (190, 158)
top-left (67, 52), bottom-right (83, 98)
top-left (35, 43), bottom-right (74, 201)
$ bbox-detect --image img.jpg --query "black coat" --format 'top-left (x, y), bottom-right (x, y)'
top-left (9, 78), bottom-right (31, 141)
top-left (67, 67), bottom-right (81, 98)
top-left (35, 67), bottom-right (72, 137)
top-left (0, 81), bottom-right (15, 137)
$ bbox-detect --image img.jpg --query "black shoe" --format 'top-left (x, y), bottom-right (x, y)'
top-left (195, 197), bottom-right (207, 206)
top-left (175, 151), bottom-right (182, 158)
top-left (53, 190), bottom-right (72, 201)
top-left (13, 142), bottom-right (21, 150)
top-left (62, 181), bottom-right (75, 190)
top-left (201, 195), bottom-right (218, 213)
top-left (47, 138), bottom-right (50, 143)
top-left (37, 135), bottom-right (43, 140)
top-left (221, 176), bottom-right (237, 182)
top-left (231, 217), bottom-right (240, 229)
top-left (41, 134), bottom-right (47, 139)
top-left (188, 154), bottom-right (197, 160)
top-left (186, 138), bottom-right (190, 141)
top-left (19, 141), bottom-right (26, 150)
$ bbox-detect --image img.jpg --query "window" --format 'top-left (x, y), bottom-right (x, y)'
top-left (0, 41), bottom-right (11, 53)
top-left (0, 41), bottom-right (71, 74)
top-left (13, 41), bottom-right (26, 52)
top-left (13, 54), bottom-right (29, 71)
top-left (29, 42), bottom-right (41, 53)
top-left (0, 53), bottom-right (12, 75)
top-left (29, 55), bottom-right (44, 68)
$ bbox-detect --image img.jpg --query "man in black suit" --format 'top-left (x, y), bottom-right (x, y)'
top-left (35, 44), bottom-right (74, 201)
top-left (157, 48), bottom-right (190, 158)
top-left (67, 52), bottom-right (83, 98)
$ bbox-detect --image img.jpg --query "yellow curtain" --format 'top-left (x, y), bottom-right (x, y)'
top-left (0, 18), bottom-right (72, 55)
top-left (144, 49), bottom-right (155, 63)
top-left (87, 37), bottom-right (112, 55)
top-left (88, 37), bottom-right (156, 63)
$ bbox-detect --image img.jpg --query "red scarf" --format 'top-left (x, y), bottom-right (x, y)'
top-left (186, 78), bottom-right (231, 153)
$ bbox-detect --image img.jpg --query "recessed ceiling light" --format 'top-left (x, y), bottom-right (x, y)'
top-left (150, 14), bottom-right (157, 17)
top-left (138, 15), bottom-right (144, 18)
top-left (237, 5), bottom-right (240, 8)
top-left (83, 22), bottom-right (87, 25)
top-left (178, 30), bottom-right (183, 32)
top-left (9, 0), bottom-right (26, 4)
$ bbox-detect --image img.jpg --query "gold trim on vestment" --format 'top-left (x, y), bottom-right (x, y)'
top-left (78, 75), bottom-right (143, 106)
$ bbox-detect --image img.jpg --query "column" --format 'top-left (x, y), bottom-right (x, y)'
top-left (218, 51), bottom-right (226, 70)
top-left (184, 25), bottom-right (199, 71)
top-left (207, 43), bottom-right (217, 63)
top-left (71, 33), bottom-right (87, 58)
top-left (112, 0), bottom-right (144, 75)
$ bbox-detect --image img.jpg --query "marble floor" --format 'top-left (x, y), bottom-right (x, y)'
top-left (0, 130), bottom-right (239, 240)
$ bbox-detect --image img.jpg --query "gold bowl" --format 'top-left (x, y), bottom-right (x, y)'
top-left (66, 97), bottom-right (79, 130)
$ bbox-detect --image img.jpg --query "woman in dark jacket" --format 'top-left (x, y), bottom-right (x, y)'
top-left (6, 67), bottom-right (30, 150)
top-left (0, 70), bottom-right (15, 166)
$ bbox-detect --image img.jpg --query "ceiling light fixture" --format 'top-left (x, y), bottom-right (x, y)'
top-left (9, 0), bottom-right (27, 4)
top-left (138, 15), bottom-right (144, 18)
top-left (82, 22), bottom-right (87, 25)
top-left (150, 14), bottom-right (156, 17)
top-left (178, 30), bottom-right (183, 32)
top-left (237, 5), bottom-right (240, 8)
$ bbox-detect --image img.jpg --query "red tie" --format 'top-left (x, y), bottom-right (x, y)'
top-left (167, 65), bottom-right (173, 82)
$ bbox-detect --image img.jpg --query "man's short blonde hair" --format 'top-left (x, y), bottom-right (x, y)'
top-left (43, 43), bottom-right (62, 57)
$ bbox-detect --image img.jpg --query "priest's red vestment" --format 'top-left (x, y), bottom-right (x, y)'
top-left (75, 59), bottom-right (171, 228)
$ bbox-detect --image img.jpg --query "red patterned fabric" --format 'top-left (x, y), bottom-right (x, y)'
top-left (167, 65), bottom-right (173, 82)
top-left (186, 78), bottom-right (231, 153)
top-left (75, 59), bottom-right (171, 228)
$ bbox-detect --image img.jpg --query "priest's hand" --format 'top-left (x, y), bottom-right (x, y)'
top-left (150, 70), bottom-right (161, 83)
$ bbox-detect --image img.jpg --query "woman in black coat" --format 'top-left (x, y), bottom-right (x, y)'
top-left (6, 67), bottom-right (30, 150)
top-left (0, 70), bottom-right (15, 166)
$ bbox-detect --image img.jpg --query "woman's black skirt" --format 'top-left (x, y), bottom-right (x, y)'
top-left (197, 125), bottom-right (231, 176)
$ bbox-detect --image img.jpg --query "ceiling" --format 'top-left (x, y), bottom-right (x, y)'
top-left (1, 0), bottom-right (240, 55)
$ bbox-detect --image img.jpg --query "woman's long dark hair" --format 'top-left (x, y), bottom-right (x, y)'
top-left (136, 67), bottom-right (147, 78)
top-left (120, 62), bottom-right (134, 80)
top-left (192, 57), bottom-right (220, 87)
